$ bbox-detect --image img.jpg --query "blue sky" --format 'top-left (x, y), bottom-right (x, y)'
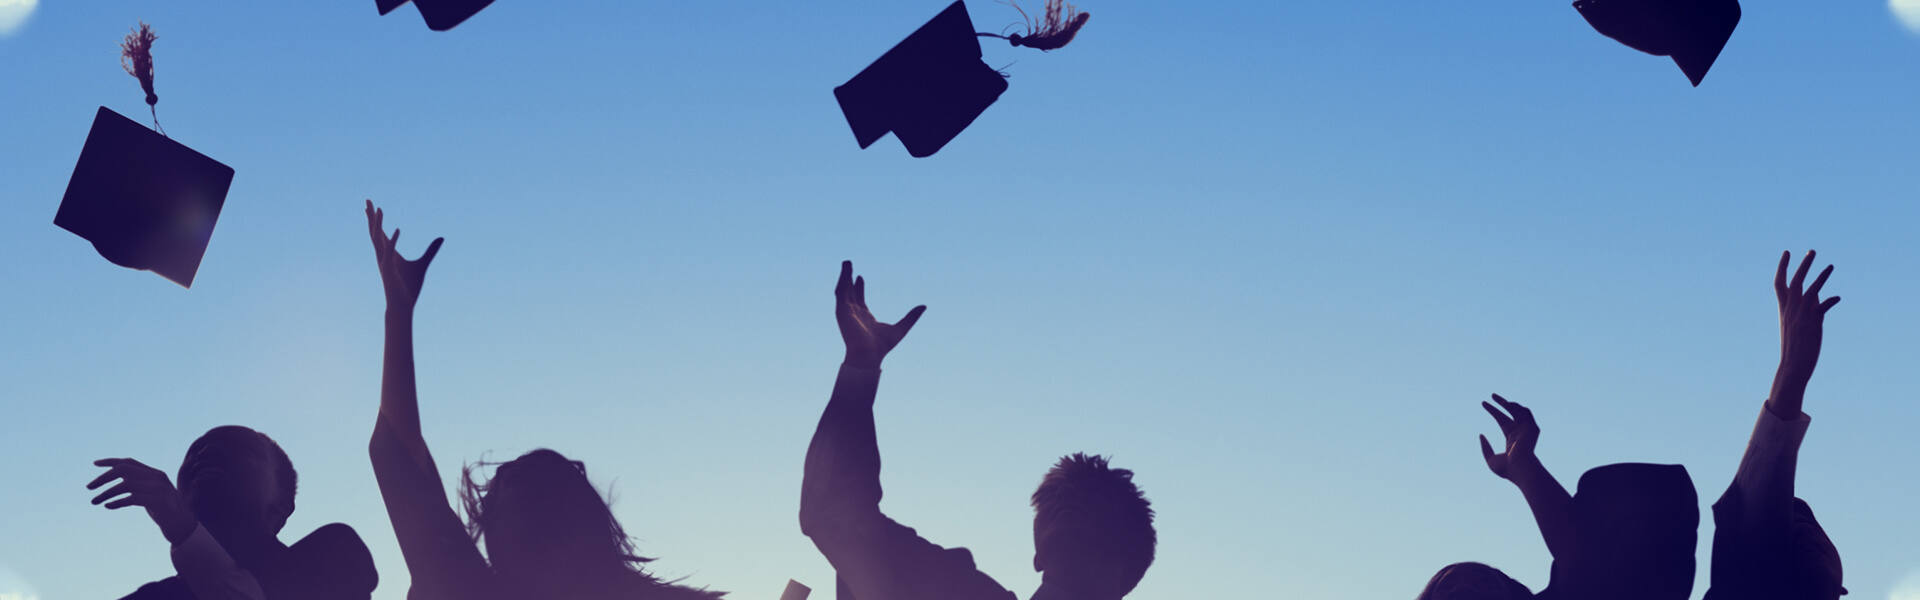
top-left (3, 1), bottom-right (1919, 599)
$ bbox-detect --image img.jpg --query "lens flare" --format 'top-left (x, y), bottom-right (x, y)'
top-left (1894, 0), bottom-right (1920, 35)
top-left (0, 0), bottom-right (38, 37)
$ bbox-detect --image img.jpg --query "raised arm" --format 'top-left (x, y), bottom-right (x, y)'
top-left (1767, 250), bottom-right (1839, 421)
top-left (798, 261), bottom-right (926, 592)
top-left (1480, 394), bottom-right (1579, 563)
top-left (366, 200), bottom-right (443, 451)
top-left (1725, 251), bottom-right (1839, 534)
top-left (363, 201), bottom-right (487, 599)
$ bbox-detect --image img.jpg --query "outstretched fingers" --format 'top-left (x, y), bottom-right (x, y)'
top-left (366, 201), bottom-right (391, 261)
top-left (1805, 264), bottom-right (1833, 299)
top-left (836, 261), bottom-right (853, 299)
top-left (1774, 250), bottom-right (1790, 299)
top-left (86, 458), bottom-right (127, 490)
top-left (1481, 400), bottom-right (1514, 433)
top-left (1789, 250), bottom-right (1815, 295)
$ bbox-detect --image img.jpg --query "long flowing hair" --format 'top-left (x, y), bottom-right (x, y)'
top-left (459, 449), bottom-right (724, 599)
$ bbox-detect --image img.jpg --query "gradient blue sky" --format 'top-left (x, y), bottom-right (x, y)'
top-left (4, 1), bottom-right (1919, 599)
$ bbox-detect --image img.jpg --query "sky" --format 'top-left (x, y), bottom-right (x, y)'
top-left (2, 1), bottom-right (1918, 599)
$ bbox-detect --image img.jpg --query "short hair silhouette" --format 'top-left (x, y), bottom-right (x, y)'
top-left (458, 449), bottom-right (719, 598)
top-left (1417, 562), bottom-right (1532, 600)
top-left (179, 425), bottom-right (298, 534)
top-left (1030, 452), bottom-right (1156, 595)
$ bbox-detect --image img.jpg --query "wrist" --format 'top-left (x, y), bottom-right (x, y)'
top-left (1506, 456), bottom-right (1550, 487)
top-left (842, 350), bottom-right (881, 370)
top-left (161, 512), bottom-right (198, 546)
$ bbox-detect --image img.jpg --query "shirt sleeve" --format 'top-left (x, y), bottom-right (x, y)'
top-left (169, 523), bottom-right (267, 600)
top-left (1729, 405), bottom-right (1812, 538)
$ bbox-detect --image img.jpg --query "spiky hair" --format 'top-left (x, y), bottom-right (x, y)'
top-left (1030, 453), bottom-right (1156, 592)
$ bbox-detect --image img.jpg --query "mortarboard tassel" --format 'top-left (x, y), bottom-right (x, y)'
top-left (978, 0), bottom-right (1090, 52)
top-left (118, 21), bottom-right (164, 136)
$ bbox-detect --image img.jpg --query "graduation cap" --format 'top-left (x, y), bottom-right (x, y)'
top-left (835, 1), bottom-right (1009, 158)
top-left (1544, 463), bottom-right (1698, 600)
top-left (377, 0), bottom-right (497, 31)
top-left (55, 106), bottom-right (234, 288)
top-left (1573, 0), bottom-right (1741, 86)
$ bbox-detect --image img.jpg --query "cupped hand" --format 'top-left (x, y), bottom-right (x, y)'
top-left (1479, 394), bottom-right (1541, 482)
top-left (836, 261), bottom-right (926, 370)
top-left (366, 200), bottom-right (444, 312)
top-left (89, 458), bottom-right (197, 545)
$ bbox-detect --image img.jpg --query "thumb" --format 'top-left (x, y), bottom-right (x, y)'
top-left (894, 305), bottom-right (928, 338)
top-left (1480, 434), bottom-right (1497, 463)
top-left (419, 237), bottom-right (445, 266)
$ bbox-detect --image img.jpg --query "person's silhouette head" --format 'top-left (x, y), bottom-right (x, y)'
top-left (176, 425), bottom-right (298, 537)
top-left (1417, 562), bottom-right (1532, 600)
top-left (461, 449), bottom-right (719, 599)
top-left (1029, 453), bottom-right (1155, 598)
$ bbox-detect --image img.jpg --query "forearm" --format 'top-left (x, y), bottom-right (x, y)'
top-left (170, 525), bottom-right (266, 600)
top-left (800, 364), bottom-right (884, 535)
top-left (1767, 361), bottom-right (1810, 420)
top-left (374, 307), bottom-right (441, 487)
top-left (380, 309), bottom-right (425, 438)
top-left (1507, 458), bottom-right (1578, 562)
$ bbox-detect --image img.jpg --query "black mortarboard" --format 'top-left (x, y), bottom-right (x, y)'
top-left (835, 1), bottom-right (1009, 158)
top-left (1544, 463), bottom-right (1698, 600)
top-left (1573, 0), bottom-right (1740, 86)
top-left (55, 106), bottom-right (234, 288)
top-left (376, 0), bottom-right (497, 31)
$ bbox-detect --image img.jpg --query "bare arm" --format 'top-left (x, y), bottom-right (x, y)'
top-left (1766, 250), bottom-right (1839, 420)
top-left (799, 262), bottom-right (926, 596)
top-left (364, 201), bottom-right (488, 600)
top-left (366, 200), bottom-right (443, 464)
top-left (1480, 394), bottom-right (1579, 563)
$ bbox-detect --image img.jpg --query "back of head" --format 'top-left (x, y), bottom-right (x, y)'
top-left (178, 425), bottom-right (297, 535)
top-left (1558, 463), bottom-right (1697, 600)
top-left (1418, 562), bottom-right (1532, 600)
top-left (1030, 453), bottom-right (1156, 597)
top-left (462, 449), bottom-right (723, 599)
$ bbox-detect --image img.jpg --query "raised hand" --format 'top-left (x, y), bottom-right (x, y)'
top-left (1479, 394), bottom-right (1541, 482)
top-left (365, 200), bottom-right (444, 313)
top-left (88, 458), bottom-right (197, 545)
top-left (836, 261), bottom-right (926, 370)
top-left (1769, 250), bottom-right (1840, 418)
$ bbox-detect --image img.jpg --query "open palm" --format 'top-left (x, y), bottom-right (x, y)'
top-left (836, 261), bottom-right (926, 370)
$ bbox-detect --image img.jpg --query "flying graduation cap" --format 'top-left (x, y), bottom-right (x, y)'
top-left (377, 0), bottom-right (498, 31)
top-left (1573, 0), bottom-right (1740, 86)
top-left (55, 24), bottom-right (234, 288)
top-left (835, 0), bottom-right (1091, 157)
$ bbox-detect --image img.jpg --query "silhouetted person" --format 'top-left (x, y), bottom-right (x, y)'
top-left (88, 426), bottom-right (378, 600)
top-left (1703, 251), bottom-right (1847, 600)
top-left (1420, 396), bottom-right (1697, 600)
top-left (800, 261), bottom-right (1157, 600)
top-left (361, 201), bottom-right (722, 600)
